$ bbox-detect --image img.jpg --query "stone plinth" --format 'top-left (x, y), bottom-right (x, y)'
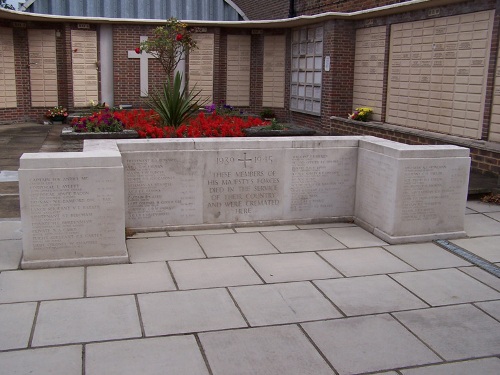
top-left (354, 138), bottom-right (470, 243)
top-left (19, 151), bottom-right (128, 268)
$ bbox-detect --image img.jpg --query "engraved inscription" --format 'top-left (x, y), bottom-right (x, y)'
top-left (123, 153), bottom-right (201, 226)
top-left (205, 152), bottom-right (281, 221)
top-left (27, 172), bottom-right (120, 254)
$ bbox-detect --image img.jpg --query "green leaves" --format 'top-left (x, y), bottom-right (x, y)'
top-left (147, 72), bottom-right (206, 128)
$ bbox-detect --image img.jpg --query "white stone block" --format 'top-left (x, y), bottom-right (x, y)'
top-left (19, 152), bottom-right (128, 268)
top-left (355, 142), bottom-right (470, 243)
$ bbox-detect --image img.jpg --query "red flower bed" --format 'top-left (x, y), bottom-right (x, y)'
top-left (115, 109), bottom-right (164, 138)
top-left (117, 109), bottom-right (265, 139)
top-left (172, 112), bottom-right (265, 138)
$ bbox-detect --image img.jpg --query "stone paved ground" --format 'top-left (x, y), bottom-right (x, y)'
top-left (0, 203), bottom-right (499, 374)
top-left (0, 123), bottom-right (499, 374)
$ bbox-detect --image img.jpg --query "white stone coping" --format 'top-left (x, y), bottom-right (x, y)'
top-left (20, 151), bottom-right (122, 168)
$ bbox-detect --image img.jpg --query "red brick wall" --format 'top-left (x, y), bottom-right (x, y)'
top-left (331, 118), bottom-right (500, 177)
top-left (112, 24), bottom-right (166, 108)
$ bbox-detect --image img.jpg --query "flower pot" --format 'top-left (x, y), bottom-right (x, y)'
top-left (50, 115), bottom-right (66, 124)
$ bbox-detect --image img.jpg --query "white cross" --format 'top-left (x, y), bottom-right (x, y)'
top-left (127, 36), bottom-right (154, 97)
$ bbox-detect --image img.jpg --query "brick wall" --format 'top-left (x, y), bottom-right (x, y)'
top-left (112, 24), bottom-right (166, 108)
top-left (331, 117), bottom-right (500, 177)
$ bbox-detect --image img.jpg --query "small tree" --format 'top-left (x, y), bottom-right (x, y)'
top-left (138, 18), bottom-right (204, 128)
top-left (139, 17), bottom-right (197, 78)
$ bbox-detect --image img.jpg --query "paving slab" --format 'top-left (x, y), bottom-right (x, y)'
top-left (86, 262), bottom-right (176, 297)
top-left (0, 220), bottom-right (22, 240)
top-left (0, 170), bottom-right (18, 182)
top-left (464, 214), bottom-right (500, 237)
top-left (475, 300), bottom-right (500, 321)
top-left (138, 288), bottom-right (247, 335)
top-left (229, 281), bottom-right (342, 326)
top-left (394, 304), bottom-right (500, 361)
top-left (234, 225), bottom-right (298, 232)
top-left (459, 266), bottom-right (500, 291)
top-left (302, 314), bottom-right (441, 375)
top-left (169, 257), bottom-right (262, 289)
top-left (383, 242), bottom-right (471, 270)
top-left (400, 357), bottom-right (500, 374)
top-left (127, 236), bottom-right (205, 262)
top-left (450, 236), bottom-right (500, 262)
top-left (0, 345), bottom-right (82, 375)
top-left (196, 232), bottom-right (278, 257)
top-left (246, 252), bottom-right (342, 283)
top-left (32, 295), bottom-right (142, 346)
top-left (169, 228), bottom-right (234, 236)
top-left (86, 336), bottom-right (210, 375)
top-left (0, 267), bottom-right (84, 303)
top-left (485, 211), bottom-right (500, 221)
top-left (128, 231), bottom-right (167, 238)
top-left (0, 302), bottom-right (37, 350)
top-left (296, 222), bottom-right (356, 229)
top-left (391, 268), bottom-right (500, 306)
top-left (199, 325), bottom-right (335, 375)
top-left (465, 207), bottom-right (476, 214)
top-left (314, 275), bottom-right (428, 316)
top-left (466, 200), bottom-right (500, 213)
top-left (0, 239), bottom-right (22, 271)
top-left (262, 229), bottom-right (345, 252)
top-left (323, 226), bottom-right (389, 248)
top-left (319, 247), bottom-right (415, 277)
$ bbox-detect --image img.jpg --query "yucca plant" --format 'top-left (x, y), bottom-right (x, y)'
top-left (147, 72), bottom-right (205, 128)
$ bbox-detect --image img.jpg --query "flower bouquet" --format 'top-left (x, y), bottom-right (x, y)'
top-left (45, 105), bottom-right (68, 122)
top-left (348, 107), bottom-right (372, 122)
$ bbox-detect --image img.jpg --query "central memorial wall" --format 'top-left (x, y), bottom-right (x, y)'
top-left (119, 138), bottom-right (358, 228)
top-left (19, 136), bottom-right (471, 269)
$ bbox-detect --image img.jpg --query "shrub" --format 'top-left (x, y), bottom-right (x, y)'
top-left (71, 108), bottom-right (124, 132)
top-left (147, 72), bottom-right (204, 128)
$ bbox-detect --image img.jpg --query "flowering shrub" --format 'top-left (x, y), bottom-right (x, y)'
top-left (205, 101), bottom-right (241, 117)
top-left (348, 107), bottom-right (373, 122)
top-left (45, 105), bottom-right (68, 119)
top-left (71, 108), bottom-right (266, 138)
top-left (116, 109), bottom-right (164, 138)
top-left (171, 112), bottom-right (265, 138)
top-left (138, 18), bottom-right (197, 77)
top-left (71, 108), bottom-right (124, 133)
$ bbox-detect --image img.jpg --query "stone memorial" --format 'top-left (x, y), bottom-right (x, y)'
top-left (19, 151), bottom-right (128, 268)
top-left (19, 136), bottom-right (471, 268)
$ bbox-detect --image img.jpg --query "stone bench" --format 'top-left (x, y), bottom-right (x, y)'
top-left (19, 136), bottom-right (470, 268)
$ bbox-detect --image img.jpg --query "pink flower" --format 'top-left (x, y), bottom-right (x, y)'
top-left (176, 33), bottom-right (183, 41)
top-left (135, 47), bottom-right (141, 54)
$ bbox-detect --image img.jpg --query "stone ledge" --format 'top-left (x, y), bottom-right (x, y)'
top-left (61, 127), bottom-right (138, 140)
top-left (330, 116), bottom-right (500, 153)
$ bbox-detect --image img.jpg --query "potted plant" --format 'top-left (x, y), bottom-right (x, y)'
top-left (45, 105), bottom-right (68, 124)
top-left (260, 108), bottom-right (276, 121)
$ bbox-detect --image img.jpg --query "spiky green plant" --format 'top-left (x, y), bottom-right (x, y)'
top-left (147, 72), bottom-right (205, 128)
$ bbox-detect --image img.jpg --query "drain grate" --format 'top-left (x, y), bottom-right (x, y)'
top-left (434, 239), bottom-right (500, 278)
